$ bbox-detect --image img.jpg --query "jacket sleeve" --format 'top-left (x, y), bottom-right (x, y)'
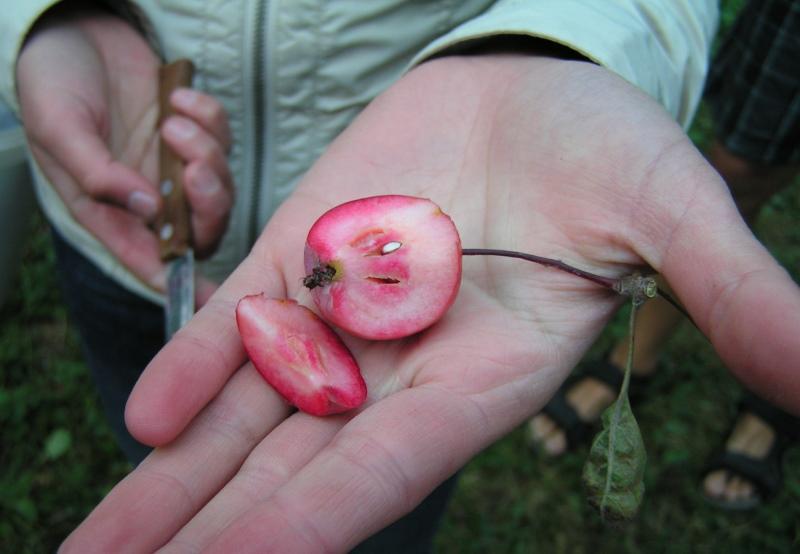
top-left (0, 0), bottom-right (62, 115)
top-left (0, 0), bottom-right (157, 117)
top-left (410, 0), bottom-right (719, 129)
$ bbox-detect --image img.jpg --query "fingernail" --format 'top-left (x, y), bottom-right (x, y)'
top-left (193, 166), bottom-right (221, 196)
top-left (165, 117), bottom-right (196, 140)
top-left (128, 190), bottom-right (158, 219)
top-left (171, 88), bottom-right (198, 109)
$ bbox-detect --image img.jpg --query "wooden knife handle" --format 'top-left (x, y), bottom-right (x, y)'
top-left (156, 59), bottom-right (195, 260)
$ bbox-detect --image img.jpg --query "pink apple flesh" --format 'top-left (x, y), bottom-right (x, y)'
top-left (304, 195), bottom-right (462, 340)
top-left (236, 294), bottom-right (366, 416)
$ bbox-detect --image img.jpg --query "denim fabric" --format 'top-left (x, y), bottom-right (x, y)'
top-left (52, 229), bottom-right (159, 463)
top-left (51, 229), bottom-right (456, 552)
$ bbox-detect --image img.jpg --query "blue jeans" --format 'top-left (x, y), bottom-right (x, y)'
top-left (52, 229), bottom-right (455, 552)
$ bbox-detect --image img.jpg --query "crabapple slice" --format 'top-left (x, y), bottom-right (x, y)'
top-left (236, 294), bottom-right (366, 416)
top-left (304, 195), bottom-right (462, 340)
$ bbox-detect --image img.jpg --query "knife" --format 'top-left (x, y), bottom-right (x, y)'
top-left (156, 59), bottom-right (195, 340)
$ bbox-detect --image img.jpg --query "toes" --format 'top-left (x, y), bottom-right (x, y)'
top-left (528, 414), bottom-right (556, 444)
top-left (529, 415), bottom-right (555, 438)
top-left (703, 469), bottom-right (728, 498)
top-left (544, 432), bottom-right (567, 456)
top-left (527, 415), bottom-right (567, 457)
top-left (705, 470), bottom-right (761, 506)
top-left (724, 476), bottom-right (747, 502)
top-left (738, 480), bottom-right (756, 501)
top-left (725, 476), bottom-right (758, 504)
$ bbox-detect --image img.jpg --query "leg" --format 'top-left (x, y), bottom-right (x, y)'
top-left (529, 291), bottom-right (683, 456)
top-left (52, 230), bottom-right (162, 465)
top-left (702, 393), bottom-right (799, 509)
top-left (707, 139), bottom-right (799, 224)
top-left (703, 411), bottom-right (777, 507)
top-left (697, 0), bottom-right (800, 504)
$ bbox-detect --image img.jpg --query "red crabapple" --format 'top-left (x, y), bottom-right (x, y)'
top-left (303, 195), bottom-right (462, 340)
top-left (236, 294), bottom-right (367, 416)
top-left (235, 194), bottom-right (656, 417)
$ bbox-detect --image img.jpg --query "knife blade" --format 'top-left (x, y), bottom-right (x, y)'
top-left (156, 59), bottom-right (195, 340)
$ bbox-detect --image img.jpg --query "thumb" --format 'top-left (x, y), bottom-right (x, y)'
top-left (647, 158), bottom-right (800, 415)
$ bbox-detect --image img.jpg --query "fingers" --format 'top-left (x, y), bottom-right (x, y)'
top-left (158, 412), bottom-right (346, 553)
top-left (168, 89), bottom-right (234, 258)
top-left (161, 114), bottom-right (234, 258)
top-left (205, 387), bottom-right (495, 553)
top-left (673, 235), bottom-right (800, 414)
top-left (195, 275), bottom-right (221, 307)
top-left (25, 104), bottom-right (170, 290)
top-left (27, 142), bottom-right (169, 291)
top-left (184, 160), bottom-right (233, 257)
top-left (60, 364), bottom-right (289, 554)
top-left (161, 115), bottom-right (231, 180)
top-left (170, 88), bottom-right (232, 152)
top-left (639, 150), bottom-right (800, 415)
top-left (126, 251), bottom-right (289, 445)
top-left (33, 99), bottom-right (162, 218)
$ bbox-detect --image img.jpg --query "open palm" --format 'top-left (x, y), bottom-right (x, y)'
top-left (63, 55), bottom-right (800, 553)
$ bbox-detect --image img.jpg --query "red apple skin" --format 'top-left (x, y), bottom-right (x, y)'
top-left (304, 195), bottom-right (462, 340)
top-left (236, 294), bottom-right (367, 416)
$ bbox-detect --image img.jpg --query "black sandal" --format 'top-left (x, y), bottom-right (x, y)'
top-left (702, 392), bottom-right (799, 511)
top-left (532, 356), bottom-right (650, 452)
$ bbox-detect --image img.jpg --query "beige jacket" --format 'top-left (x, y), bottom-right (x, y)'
top-left (0, 0), bottom-right (718, 303)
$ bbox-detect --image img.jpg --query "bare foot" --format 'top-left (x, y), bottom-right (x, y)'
top-left (529, 296), bottom-right (679, 456)
top-left (528, 345), bottom-right (659, 457)
top-left (528, 376), bottom-right (616, 456)
top-left (703, 412), bottom-right (776, 507)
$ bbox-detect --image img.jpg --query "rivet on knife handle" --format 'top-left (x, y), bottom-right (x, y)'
top-left (156, 59), bottom-right (194, 260)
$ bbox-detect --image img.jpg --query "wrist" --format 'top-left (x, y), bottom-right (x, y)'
top-left (441, 35), bottom-right (591, 63)
top-left (23, 1), bottom-right (144, 51)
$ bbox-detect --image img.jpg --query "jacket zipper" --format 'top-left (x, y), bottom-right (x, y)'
top-left (248, 0), bottom-right (270, 245)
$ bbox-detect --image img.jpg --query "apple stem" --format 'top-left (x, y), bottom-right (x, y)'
top-left (461, 248), bottom-right (692, 322)
top-left (461, 248), bottom-right (617, 289)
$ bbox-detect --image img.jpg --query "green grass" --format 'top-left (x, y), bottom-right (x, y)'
top-left (0, 222), bottom-right (132, 552)
top-left (2, 1), bottom-right (798, 551)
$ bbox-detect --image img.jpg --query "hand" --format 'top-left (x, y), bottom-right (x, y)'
top-left (62, 55), bottom-right (800, 552)
top-left (17, 7), bottom-right (233, 298)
